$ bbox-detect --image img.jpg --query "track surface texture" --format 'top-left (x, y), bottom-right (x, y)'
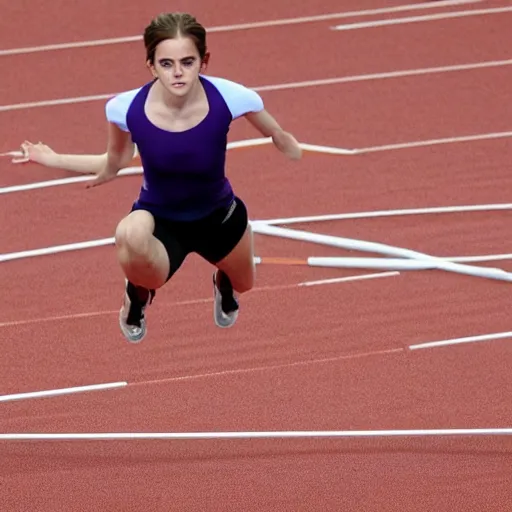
top-left (1, 0), bottom-right (512, 510)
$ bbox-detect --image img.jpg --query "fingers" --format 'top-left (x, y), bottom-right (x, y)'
top-left (12, 156), bottom-right (29, 164)
top-left (10, 140), bottom-right (54, 164)
top-left (86, 178), bottom-right (102, 189)
top-left (11, 144), bottom-right (29, 164)
top-left (9, 141), bottom-right (32, 164)
top-left (85, 174), bottom-right (114, 189)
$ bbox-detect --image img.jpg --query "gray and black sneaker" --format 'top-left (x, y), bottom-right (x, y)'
top-left (119, 281), bottom-right (155, 343)
top-left (213, 270), bottom-right (239, 328)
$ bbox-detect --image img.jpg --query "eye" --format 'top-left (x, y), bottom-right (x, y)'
top-left (182, 58), bottom-right (195, 67)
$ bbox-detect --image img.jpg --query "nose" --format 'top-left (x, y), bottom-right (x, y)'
top-left (173, 63), bottom-right (183, 77)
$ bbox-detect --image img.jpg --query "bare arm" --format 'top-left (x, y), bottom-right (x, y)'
top-left (15, 135), bottom-right (136, 175)
top-left (86, 122), bottom-right (135, 188)
top-left (50, 153), bottom-right (109, 174)
top-left (244, 109), bottom-right (302, 160)
top-left (13, 141), bottom-right (106, 173)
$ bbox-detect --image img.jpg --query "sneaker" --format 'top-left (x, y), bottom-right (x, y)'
top-left (119, 281), bottom-right (155, 343)
top-left (213, 271), bottom-right (239, 328)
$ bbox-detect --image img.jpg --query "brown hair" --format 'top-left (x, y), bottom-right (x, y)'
top-left (144, 12), bottom-right (207, 64)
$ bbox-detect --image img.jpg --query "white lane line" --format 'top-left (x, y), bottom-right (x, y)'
top-left (298, 271), bottom-right (400, 287)
top-left (259, 203), bottom-right (512, 225)
top-left (352, 131), bottom-right (512, 154)
top-left (0, 0), bottom-right (481, 57)
top-left (0, 300), bottom-right (210, 329)
top-left (126, 331), bottom-right (512, 390)
top-left (4, 428), bottom-right (512, 441)
top-left (0, 175), bottom-right (100, 194)
top-left (409, 331), bottom-right (512, 351)
top-left (0, 382), bottom-right (127, 403)
top-left (130, 348), bottom-right (404, 387)
top-left (332, 6), bottom-right (512, 30)
top-left (0, 272), bottom-right (398, 329)
top-left (0, 138), bottom-right (272, 195)
top-left (299, 143), bottom-right (356, 155)
top-left (2, 130), bottom-right (511, 197)
top-left (0, 238), bottom-right (115, 263)
top-left (0, 332), bottom-right (508, 409)
top-left (1, 58), bottom-right (511, 112)
top-left (3, 227), bottom-right (511, 268)
top-left (253, 59), bottom-right (512, 92)
top-left (0, 310), bottom-right (119, 328)
top-left (2, 204), bottom-right (512, 265)
top-left (0, 93), bottom-right (117, 112)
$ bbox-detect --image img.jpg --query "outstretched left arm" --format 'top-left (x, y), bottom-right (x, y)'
top-left (245, 110), bottom-right (302, 160)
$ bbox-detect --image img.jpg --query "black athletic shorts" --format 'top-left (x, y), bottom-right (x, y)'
top-left (148, 196), bottom-right (248, 281)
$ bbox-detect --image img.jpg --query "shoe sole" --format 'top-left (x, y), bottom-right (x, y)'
top-left (119, 303), bottom-right (147, 344)
top-left (213, 282), bottom-right (239, 328)
top-left (214, 308), bottom-right (239, 328)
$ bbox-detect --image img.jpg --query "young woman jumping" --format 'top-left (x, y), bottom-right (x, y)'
top-left (14, 12), bottom-right (302, 343)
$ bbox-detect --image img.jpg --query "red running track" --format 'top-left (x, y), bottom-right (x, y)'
top-left (1, 0), bottom-right (512, 510)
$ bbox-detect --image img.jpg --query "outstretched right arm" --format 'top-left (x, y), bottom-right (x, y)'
top-left (15, 138), bottom-right (136, 175)
top-left (13, 88), bottom-right (139, 184)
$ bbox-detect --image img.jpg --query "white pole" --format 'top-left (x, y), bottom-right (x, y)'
top-left (251, 223), bottom-right (512, 282)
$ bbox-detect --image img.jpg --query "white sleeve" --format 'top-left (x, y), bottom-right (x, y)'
top-left (203, 76), bottom-right (264, 119)
top-left (105, 88), bottom-right (142, 132)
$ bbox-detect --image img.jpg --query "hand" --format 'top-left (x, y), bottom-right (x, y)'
top-left (86, 169), bottom-right (117, 188)
top-left (12, 141), bottom-right (58, 166)
top-left (272, 131), bottom-right (302, 160)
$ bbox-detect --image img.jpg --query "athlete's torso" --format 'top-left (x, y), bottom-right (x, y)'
top-left (105, 75), bottom-right (264, 221)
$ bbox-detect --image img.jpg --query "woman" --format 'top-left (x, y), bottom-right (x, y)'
top-left (14, 12), bottom-right (302, 343)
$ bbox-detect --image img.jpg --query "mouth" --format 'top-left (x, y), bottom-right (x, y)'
top-left (171, 82), bottom-right (186, 88)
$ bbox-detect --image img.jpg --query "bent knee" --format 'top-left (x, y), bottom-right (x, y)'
top-left (115, 213), bottom-right (154, 255)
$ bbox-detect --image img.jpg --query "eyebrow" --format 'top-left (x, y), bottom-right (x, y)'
top-left (157, 56), bottom-right (196, 63)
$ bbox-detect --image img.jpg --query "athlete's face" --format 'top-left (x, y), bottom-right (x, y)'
top-left (148, 36), bottom-right (208, 97)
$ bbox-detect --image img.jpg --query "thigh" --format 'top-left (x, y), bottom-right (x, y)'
top-left (195, 197), bottom-right (254, 291)
top-left (215, 224), bottom-right (254, 292)
top-left (152, 215), bottom-right (190, 282)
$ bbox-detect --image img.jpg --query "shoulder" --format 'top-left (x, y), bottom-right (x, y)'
top-left (105, 87), bottom-right (144, 132)
top-left (202, 75), bottom-right (264, 119)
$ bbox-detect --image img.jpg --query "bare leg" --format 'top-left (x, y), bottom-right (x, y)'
top-left (114, 210), bottom-right (170, 343)
top-left (215, 224), bottom-right (255, 293)
top-left (212, 224), bottom-right (255, 328)
top-left (115, 210), bottom-right (170, 290)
